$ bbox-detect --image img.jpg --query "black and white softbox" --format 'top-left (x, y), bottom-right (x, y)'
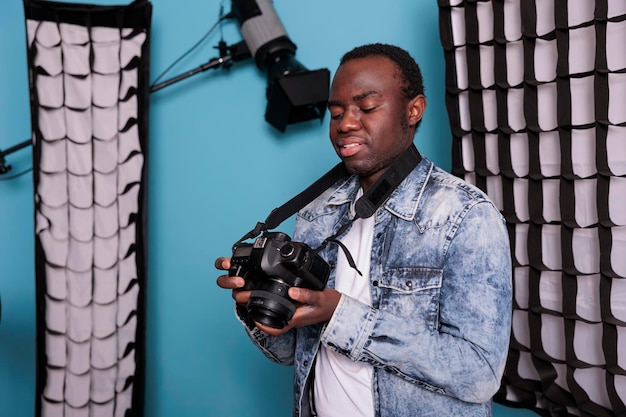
top-left (23, 0), bottom-right (152, 416)
top-left (438, 1), bottom-right (626, 416)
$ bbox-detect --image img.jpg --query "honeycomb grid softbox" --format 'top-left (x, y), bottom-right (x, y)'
top-left (23, 1), bottom-right (152, 416)
top-left (438, 1), bottom-right (626, 416)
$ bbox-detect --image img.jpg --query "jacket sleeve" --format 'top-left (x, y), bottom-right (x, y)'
top-left (319, 200), bottom-right (513, 404)
top-left (234, 304), bottom-right (297, 366)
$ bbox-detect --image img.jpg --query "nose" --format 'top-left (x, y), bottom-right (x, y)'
top-left (335, 108), bottom-right (360, 133)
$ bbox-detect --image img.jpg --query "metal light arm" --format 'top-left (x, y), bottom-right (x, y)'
top-left (0, 41), bottom-right (250, 176)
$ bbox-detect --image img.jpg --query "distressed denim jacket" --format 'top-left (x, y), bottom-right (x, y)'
top-left (237, 157), bottom-right (512, 417)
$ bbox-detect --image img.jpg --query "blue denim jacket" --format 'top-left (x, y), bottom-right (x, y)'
top-left (237, 157), bottom-right (512, 417)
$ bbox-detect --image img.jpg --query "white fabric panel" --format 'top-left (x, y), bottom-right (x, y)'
top-left (67, 269), bottom-right (93, 307)
top-left (609, 227), bottom-right (626, 277)
top-left (541, 224), bottom-right (562, 270)
top-left (538, 270), bottom-right (561, 312)
top-left (535, 0), bottom-right (556, 36)
top-left (608, 177), bottom-right (626, 225)
top-left (482, 90), bottom-right (498, 130)
top-left (37, 74), bottom-right (64, 107)
top-left (575, 274), bottom-right (602, 322)
top-left (512, 179), bottom-right (528, 221)
top-left (66, 108), bottom-right (92, 144)
top-left (43, 368), bottom-right (66, 402)
top-left (94, 266), bottom-right (119, 305)
top-left (534, 39), bottom-right (557, 83)
top-left (67, 339), bottom-right (91, 374)
top-left (486, 175), bottom-right (503, 210)
top-left (607, 21), bottom-right (626, 70)
top-left (568, 26), bottom-right (595, 75)
top-left (573, 368), bottom-right (611, 409)
top-left (570, 76), bottom-right (595, 126)
top-left (541, 179), bottom-right (560, 222)
top-left (514, 223), bottom-right (529, 266)
top-left (509, 133), bottom-right (529, 177)
top-left (68, 141), bottom-right (94, 175)
top-left (46, 332), bottom-right (67, 367)
top-left (608, 73), bottom-right (626, 124)
top-left (517, 352), bottom-right (540, 381)
top-left (69, 205), bottom-right (94, 241)
top-left (39, 107), bottom-right (67, 140)
top-left (541, 314), bottom-right (566, 361)
top-left (538, 131), bottom-right (560, 177)
top-left (605, 126), bottom-right (626, 176)
top-left (536, 83), bottom-right (558, 131)
top-left (512, 310), bottom-right (531, 348)
top-left (506, 87), bottom-right (526, 132)
top-left (514, 266), bottom-right (530, 309)
top-left (506, 41), bottom-right (524, 85)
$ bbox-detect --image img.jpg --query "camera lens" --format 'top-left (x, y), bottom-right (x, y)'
top-left (247, 279), bottom-right (295, 328)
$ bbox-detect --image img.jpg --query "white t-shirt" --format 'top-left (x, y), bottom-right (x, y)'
top-left (313, 201), bottom-right (375, 417)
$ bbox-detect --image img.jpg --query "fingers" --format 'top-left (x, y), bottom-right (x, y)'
top-left (288, 287), bottom-right (326, 304)
top-left (254, 321), bottom-right (293, 337)
top-left (215, 256), bottom-right (242, 289)
top-left (215, 255), bottom-right (253, 306)
top-left (216, 274), bottom-right (245, 289)
top-left (215, 256), bottom-right (241, 288)
top-left (232, 288), bottom-right (251, 305)
top-left (285, 288), bottom-right (342, 329)
top-left (214, 257), bottom-right (231, 270)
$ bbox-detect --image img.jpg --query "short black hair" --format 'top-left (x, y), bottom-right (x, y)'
top-left (340, 43), bottom-right (425, 101)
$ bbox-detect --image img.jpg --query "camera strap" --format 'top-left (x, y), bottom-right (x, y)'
top-left (233, 144), bottom-right (422, 270)
top-left (232, 162), bottom-right (349, 250)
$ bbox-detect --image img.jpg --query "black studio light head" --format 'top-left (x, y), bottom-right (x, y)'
top-left (231, 0), bottom-right (330, 132)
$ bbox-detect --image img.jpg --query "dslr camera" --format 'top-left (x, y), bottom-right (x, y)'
top-left (229, 231), bottom-right (330, 329)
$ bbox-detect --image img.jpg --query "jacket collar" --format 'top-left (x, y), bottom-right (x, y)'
top-left (320, 157), bottom-right (434, 221)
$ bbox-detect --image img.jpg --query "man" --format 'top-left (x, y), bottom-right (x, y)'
top-left (216, 43), bottom-right (512, 417)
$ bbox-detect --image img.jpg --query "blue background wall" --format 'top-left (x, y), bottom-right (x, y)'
top-left (0, 0), bottom-right (536, 416)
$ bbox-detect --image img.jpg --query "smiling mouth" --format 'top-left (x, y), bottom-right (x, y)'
top-left (339, 142), bottom-right (362, 158)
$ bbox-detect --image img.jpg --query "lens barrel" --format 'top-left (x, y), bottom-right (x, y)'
top-left (247, 279), bottom-right (295, 328)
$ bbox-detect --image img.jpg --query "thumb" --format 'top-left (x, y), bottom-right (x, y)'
top-left (288, 287), bottom-right (308, 302)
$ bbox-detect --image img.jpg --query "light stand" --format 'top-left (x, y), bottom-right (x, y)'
top-left (0, 139), bottom-right (31, 175)
top-left (150, 40), bottom-right (250, 92)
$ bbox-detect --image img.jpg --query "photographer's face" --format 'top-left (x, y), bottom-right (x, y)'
top-left (328, 56), bottom-right (425, 191)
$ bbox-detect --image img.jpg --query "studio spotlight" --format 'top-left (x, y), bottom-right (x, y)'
top-left (231, 0), bottom-right (330, 132)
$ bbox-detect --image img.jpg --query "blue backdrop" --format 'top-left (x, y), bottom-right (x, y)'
top-left (0, 0), bottom-right (536, 416)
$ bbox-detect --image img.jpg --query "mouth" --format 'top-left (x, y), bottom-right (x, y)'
top-left (337, 140), bottom-right (363, 158)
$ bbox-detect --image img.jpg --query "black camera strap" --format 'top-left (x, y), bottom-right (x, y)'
top-left (234, 144), bottom-right (422, 269)
top-left (232, 162), bottom-right (349, 250)
top-left (264, 162), bottom-right (350, 230)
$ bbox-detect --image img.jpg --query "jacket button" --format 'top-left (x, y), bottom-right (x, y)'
top-left (372, 281), bottom-right (379, 287)
top-left (303, 361), bottom-right (309, 367)
top-left (406, 280), bottom-right (413, 288)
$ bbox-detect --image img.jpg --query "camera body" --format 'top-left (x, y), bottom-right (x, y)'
top-left (229, 231), bottom-right (330, 328)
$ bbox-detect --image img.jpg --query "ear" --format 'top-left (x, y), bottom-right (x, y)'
top-left (407, 95), bottom-right (427, 127)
